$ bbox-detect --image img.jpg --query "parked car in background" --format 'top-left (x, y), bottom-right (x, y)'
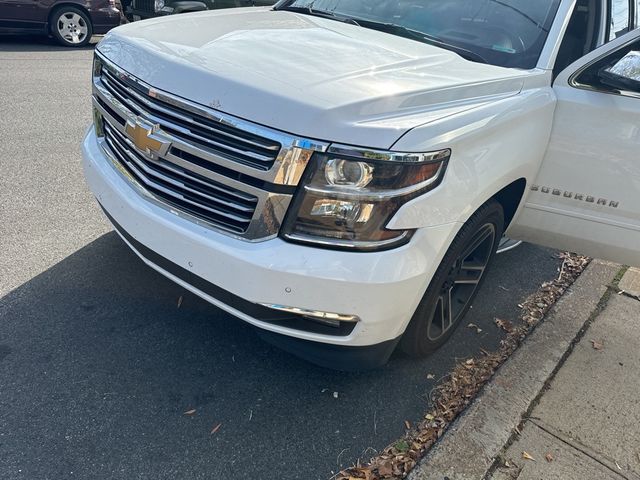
top-left (0, 0), bottom-right (125, 47)
top-left (126, 0), bottom-right (274, 21)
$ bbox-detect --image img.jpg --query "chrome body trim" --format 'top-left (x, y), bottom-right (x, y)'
top-left (327, 144), bottom-right (451, 164)
top-left (257, 304), bottom-right (361, 323)
top-left (496, 237), bottom-right (523, 254)
top-left (283, 231), bottom-right (412, 250)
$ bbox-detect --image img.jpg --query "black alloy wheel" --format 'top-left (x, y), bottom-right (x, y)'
top-left (400, 200), bottom-right (504, 357)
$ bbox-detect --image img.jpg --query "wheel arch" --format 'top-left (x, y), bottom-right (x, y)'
top-left (491, 177), bottom-right (527, 231)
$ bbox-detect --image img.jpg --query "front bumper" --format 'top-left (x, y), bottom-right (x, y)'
top-left (82, 128), bottom-right (460, 365)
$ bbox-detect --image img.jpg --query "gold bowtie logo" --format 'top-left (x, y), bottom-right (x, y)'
top-left (125, 117), bottom-right (171, 158)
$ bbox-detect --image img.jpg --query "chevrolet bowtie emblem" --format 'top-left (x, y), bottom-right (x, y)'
top-left (124, 117), bottom-right (171, 158)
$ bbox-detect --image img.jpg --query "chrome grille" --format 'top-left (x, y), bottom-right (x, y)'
top-left (103, 120), bottom-right (258, 234)
top-left (91, 52), bottom-right (328, 240)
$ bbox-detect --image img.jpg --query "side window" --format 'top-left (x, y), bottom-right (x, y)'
top-left (636, 0), bottom-right (640, 28)
top-left (573, 38), bottom-right (640, 96)
top-left (609, 0), bottom-right (631, 40)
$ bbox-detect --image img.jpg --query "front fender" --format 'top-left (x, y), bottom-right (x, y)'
top-left (387, 84), bottom-right (557, 230)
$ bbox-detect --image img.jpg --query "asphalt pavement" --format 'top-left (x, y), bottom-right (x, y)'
top-left (0, 36), bottom-right (562, 480)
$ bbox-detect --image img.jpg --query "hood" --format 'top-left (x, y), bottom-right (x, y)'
top-left (98, 7), bottom-right (528, 149)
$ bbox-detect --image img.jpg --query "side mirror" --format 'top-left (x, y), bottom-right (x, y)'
top-left (598, 50), bottom-right (640, 93)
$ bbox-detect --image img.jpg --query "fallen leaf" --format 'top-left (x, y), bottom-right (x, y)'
top-left (426, 373), bottom-right (435, 380)
top-left (545, 453), bottom-right (554, 462)
top-left (591, 340), bottom-right (604, 351)
top-left (353, 468), bottom-right (372, 480)
top-left (425, 413), bottom-right (435, 421)
top-left (404, 420), bottom-right (411, 430)
top-left (615, 461), bottom-right (622, 470)
top-left (183, 409), bottom-right (196, 416)
top-left (522, 451), bottom-right (535, 461)
top-left (177, 296), bottom-right (183, 308)
top-left (333, 391), bottom-right (339, 399)
top-left (210, 423), bottom-right (222, 435)
top-left (495, 318), bottom-right (515, 333)
top-left (377, 462), bottom-right (393, 477)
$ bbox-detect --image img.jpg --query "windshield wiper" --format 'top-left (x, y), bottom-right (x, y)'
top-left (354, 19), bottom-right (489, 64)
top-left (277, 5), bottom-right (360, 26)
top-left (489, 0), bottom-right (548, 32)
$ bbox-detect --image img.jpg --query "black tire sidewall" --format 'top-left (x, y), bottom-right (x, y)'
top-left (400, 201), bottom-right (505, 357)
top-left (50, 7), bottom-right (93, 47)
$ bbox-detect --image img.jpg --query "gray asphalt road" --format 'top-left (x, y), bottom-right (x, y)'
top-left (0, 36), bottom-right (562, 480)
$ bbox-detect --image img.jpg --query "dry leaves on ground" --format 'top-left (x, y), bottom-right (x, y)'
top-left (495, 318), bottom-right (515, 333)
top-left (522, 451), bottom-right (535, 461)
top-left (591, 340), bottom-right (604, 351)
top-left (210, 423), bottom-right (222, 435)
top-left (183, 409), bottom-right (196, 416)
top-left (336, 253), bottom-right (590, 480)
top-left (545, 453), bottom-right (554, 463)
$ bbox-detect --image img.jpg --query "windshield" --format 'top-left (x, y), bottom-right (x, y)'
top-left (276, 0), bottom-right (561, 69)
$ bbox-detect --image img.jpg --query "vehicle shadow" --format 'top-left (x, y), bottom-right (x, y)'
top-left (0, 34), bottom-right (100, 52)
top-left (0, 232), bottom-right (560, 479)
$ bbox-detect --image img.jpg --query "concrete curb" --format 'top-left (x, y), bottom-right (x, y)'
top-left (409, 260), bottom-right (622, 480)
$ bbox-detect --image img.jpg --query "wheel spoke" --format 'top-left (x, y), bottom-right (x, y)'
top-left (440, 288), bottom-right (454, 331)
top-left (454, 263), bottom-right (484, 285)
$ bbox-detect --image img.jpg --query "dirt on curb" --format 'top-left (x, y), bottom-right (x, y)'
top-left (335, 252), bottom-right (591, 480)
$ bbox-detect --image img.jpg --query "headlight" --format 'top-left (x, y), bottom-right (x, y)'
top-left (154, 0), bottom-right (165, 11)
top-left (280, 147), bottom-right (450, 251)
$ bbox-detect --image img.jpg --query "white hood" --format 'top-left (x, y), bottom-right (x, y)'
top-left (98, 7), bottom-right (528, 149)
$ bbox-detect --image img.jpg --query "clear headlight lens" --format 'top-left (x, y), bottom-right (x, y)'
top-left (154, 0), bottom-right (165, 11)
top-left (281, 148), bottom-right (450, 251)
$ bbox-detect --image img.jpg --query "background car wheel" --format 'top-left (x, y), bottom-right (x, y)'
top-left (50, 7), bottom-right (93, 47)
top-left (400, 200), bottom-right (504, 357)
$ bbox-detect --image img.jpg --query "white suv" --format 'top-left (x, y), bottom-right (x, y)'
top-left (82, 0), bottom-right (640, 369)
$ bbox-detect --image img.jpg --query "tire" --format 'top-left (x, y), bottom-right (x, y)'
top-left (50, 7), bottom-right (93, 47)
top-left (400, 200), bottom-right (504, 357)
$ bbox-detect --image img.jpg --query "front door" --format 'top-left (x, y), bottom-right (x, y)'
top-left (510, 30), bottom-right (640, 266)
